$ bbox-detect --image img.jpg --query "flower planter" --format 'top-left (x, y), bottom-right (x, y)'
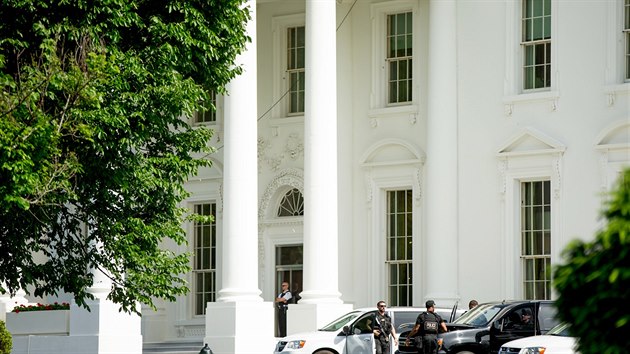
top-left (6, 309), bottom-right (70, 335)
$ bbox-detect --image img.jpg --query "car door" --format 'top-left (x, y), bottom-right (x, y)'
top-left (490, 305), bottom-right (537, 354)
top-left (345, 311), bottom-right (376, 354)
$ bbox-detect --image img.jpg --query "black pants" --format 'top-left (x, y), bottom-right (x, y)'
top-left (420, 334), bottom-right (438, 354)
top-left (277, 307), bottom-right (287, 337)
top-left (375, 337), bottom-right (390, 354)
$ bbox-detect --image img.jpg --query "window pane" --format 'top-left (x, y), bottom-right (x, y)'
top-left (533, 0), bottom-right (543, 17)
top-left (521, 182), bottom-right (551, 299)
top-left (544, 16), bottom-right (551, 39)
top-left (544, 0), bottom-right (551, 16)
top-left (387, 190), bottom-right (413, 306)
top-left (522, 0), bottom-right (551, 90)
top-left (533, 18), bottom-right (543, 40)
top-left (544, 232), bottom-right (551, 255)
top-left (387, 12), bottom-right (412, 104)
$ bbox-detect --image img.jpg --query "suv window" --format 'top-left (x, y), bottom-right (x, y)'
top-left (320, 311), bottom-right (364, 331)
top-left (350, 313), bottom-right (376, 335)
top-left (538, 302), bottom-right (558, 332)
top-left (394, 311), bottom-right (419, 328)
top-left (502, 305), bottom-right (536, 331)
top-left (454, 303), bottom-right (506, 326)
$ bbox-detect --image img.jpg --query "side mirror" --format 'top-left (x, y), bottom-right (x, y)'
top-left (342, 325), bottom-right (351, 335)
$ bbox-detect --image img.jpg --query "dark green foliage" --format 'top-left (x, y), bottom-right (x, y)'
top-left (0, 320), bottom-right (11, 354)
top-left (554, 169), bottom-right (630, 354)
top-left (0, 0), bottom-right (250, 314)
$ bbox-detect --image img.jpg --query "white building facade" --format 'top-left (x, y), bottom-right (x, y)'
top-left (7, 0), bottom-right (629, 353)
top-left (148, 0), bottom-right (630, 346)
top-left (139, 0), bottom-right (630, 348)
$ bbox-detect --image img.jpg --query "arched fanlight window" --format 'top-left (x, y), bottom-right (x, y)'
top-left (277, 188), bottom-right (304, 217)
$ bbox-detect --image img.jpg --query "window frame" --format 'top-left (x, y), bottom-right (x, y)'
top-left (369, 1), bottom-right (419, 114)
top-left (624, 0), bottom-right (630, 81)
top-left (521, 0), bottom-right (552, 92)
top-left (386, 11), bottom-right (414, 105)
top-left (193, 91), bottom-right (219, 125)
top-left (386, 189), bottom-right (414, 306)
top-left (271, 13), bottom-right (306, 120)
top-left (519, 180), bottom-right (552, 300)
top-left (192, 202), bottom-right (218, 316)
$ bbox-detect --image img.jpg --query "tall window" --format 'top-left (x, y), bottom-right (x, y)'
top-left (520, 181), bottom-right (551, 300)
top-left (193, 203), bottom-right (216, 315)
top-left (387, 12), bottom-right (413, 104)
top-left (386, 190), bottom-right (413, 306)
top-left (287, 26), bottom-right (305, 114)
top-left (522, 0), bottom-right (551, 90)
top-left (625, 0), bottom-right (630, 81)
top-left (194, 91), bottom-right (217, 123)
top-left (277, 189), bottom-right (304, 217)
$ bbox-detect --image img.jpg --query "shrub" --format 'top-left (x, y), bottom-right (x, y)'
top-left (0, 320), bottom-right (12, 354)
top-left (554, 169), bottom-right (630, 354)
top-left (11, 302), bottom-right (70, 313)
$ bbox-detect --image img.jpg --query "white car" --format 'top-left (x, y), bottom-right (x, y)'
top-left (498, 322), bottom-right (578, 354)
top-left (274, 306), bottom-right (463, 354)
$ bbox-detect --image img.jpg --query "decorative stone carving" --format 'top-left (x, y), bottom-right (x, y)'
top-left (598, 151), bottom-right (609, 191)
top-left (364, 172), bottom-right (373, 204)
top-left (258, 137), bottom-right (270, 174)
top-left (413, 168), bottom-right (423, 205)
top-left (258, 168), bottom-right (305, 219)
top-left (504, 104), bottom-right (513, 117)
top-left (553, 155), bottom-right (562, 199)
top-left (285, 133), bottom-right (304, 160)
top-left (497, 158), bottom-right (507, 196)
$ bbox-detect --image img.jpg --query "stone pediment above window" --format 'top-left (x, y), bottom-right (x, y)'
top-left (360, 138), bottom-right (425, 168)
top-left (497, 127), bottom-right (566, 157)
top-left (360, 139), bottom-right (425, 206)
top-left (496, 128), bottom-right (565, 199)
top-left (595, 120), bottom-right (630, 191)
top-left (595, 120), bottom-right (630, 151)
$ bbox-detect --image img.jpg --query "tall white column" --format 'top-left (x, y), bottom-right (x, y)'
top-left (287, 0), bottom-right (352, 334)
top-left (424, 0), bottom-right (459, 306)
top-left (300, 0), bottom-right (342, 305)
top-left (206, 2), bottom-right (274, 353)
top-left (216, 0), bottom-right (262, 304)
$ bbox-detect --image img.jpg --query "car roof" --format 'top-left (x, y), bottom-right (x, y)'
top-left (353, 306), bottom-right (457, 313)
top-left (483, 300), bottom-right (554, 305)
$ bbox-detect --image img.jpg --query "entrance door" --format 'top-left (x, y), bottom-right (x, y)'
top-left (275, 245), bottom-right (303, 301)
top-left (275, 245), bottom-right (303, 337)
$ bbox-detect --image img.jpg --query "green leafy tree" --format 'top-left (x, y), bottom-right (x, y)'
top-left (0, 320), bottom-right (11, 354)
top-left (0, 0), bottom-right (250, 314)
top-left (554, 169), bottom-right (630, 354)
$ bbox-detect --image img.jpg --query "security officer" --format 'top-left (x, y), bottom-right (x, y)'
top-left (275, 281), bottom-right (292, 337)
top-left (372, 300), bottom-right (398, 354)
top-left (405, 300), bottom-right (448, 354)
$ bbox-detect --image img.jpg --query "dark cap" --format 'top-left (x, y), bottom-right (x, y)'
top-left (425, 300), bottom-right (436, 308)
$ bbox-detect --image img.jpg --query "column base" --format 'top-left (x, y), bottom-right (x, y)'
top-left (204, 301), bottom-right (275, 354)
top-left (287, 303), bottom-right (353, 335)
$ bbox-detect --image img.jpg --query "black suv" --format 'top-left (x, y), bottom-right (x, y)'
top-left (397, 300), bottom-right (558, 354)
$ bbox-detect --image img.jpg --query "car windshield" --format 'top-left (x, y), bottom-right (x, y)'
top-left (547, 322), bottom-right (571, 336)
top-left (453, 303), bottom-right (505, 326)
top-left (394, 312), bottom-right (419, 327)
top-left (319, 311), bottom-right (365, 332)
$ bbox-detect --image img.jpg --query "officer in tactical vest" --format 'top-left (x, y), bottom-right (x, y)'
top-left (405, 300), bottom-right (448, 354)
top-left (372, 300), bottom-right (398, 354)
